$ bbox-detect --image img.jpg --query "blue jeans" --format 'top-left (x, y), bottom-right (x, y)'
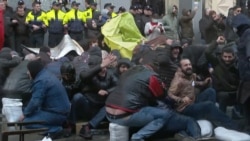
top-left (106, 106), bottom-right (174, 140)
top-left (181, 101), bottom-right (239, 130)
top-left (23, 110), bottom-right (67, 133)
top-left (155, 112), bottom-right (201, 139)
top-left (69, 93), bottom-right (105, 128)
top-left (196, 88), bottom-right (216, 103)
top-left (89, 107), bottom-right (106, 128)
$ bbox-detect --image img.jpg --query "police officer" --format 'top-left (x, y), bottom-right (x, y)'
top-left (63, 1), bottom-right (85, 42)
top-left (104, 3), bottom-right (117, 18)
top-left (46, 1), bottom-right (65, 47)
top-left (25, 1), bottom-right (48, 48)
top-left (84, 2), bottom-right (98, 22)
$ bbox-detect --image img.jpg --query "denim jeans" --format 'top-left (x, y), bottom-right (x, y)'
top-left (69, 93), bottom-right (105, 127)
top-left (181, 101), bottom-right (239, 130)
top-left (106, 106), bottom-right (174, 140)
top-left (23, 110), bottom-right (67, 133)
top-left (155, 112), bottom-right (201, 139)
top-left (89, 107), bottom-right (106, 128)
top-left (196, 88), bottom-right (216, 103)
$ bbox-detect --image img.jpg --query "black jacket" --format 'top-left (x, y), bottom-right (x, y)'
top-left (80, 66), bottom-right (117, 104)
top-left (205, 42), bottom-right (239, 92)
top-left (2, 60), bottom-right (32, 106)
top-left (106, 65), bottom-right (166, 113)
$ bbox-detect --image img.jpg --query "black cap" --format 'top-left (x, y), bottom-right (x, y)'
top-left (18, 0), bottom-right (25, 5)
top-left (137, 4), bottom-right (143, 9)
top-left (71, 1), bottom-right (80, 6)
top-left (130, 5), bottom-right (138, 10)
top-left (90, 2), bottom-right (97, 6)
top-left (104, 3), bottom-right (115, 9)
top-left (52, 1), bottom-right (60, 6)
top-left (144, 5), bottom-right (152, 11)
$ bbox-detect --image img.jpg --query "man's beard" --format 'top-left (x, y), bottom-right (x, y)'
top-left (182, 68), bottom-right (193, 76)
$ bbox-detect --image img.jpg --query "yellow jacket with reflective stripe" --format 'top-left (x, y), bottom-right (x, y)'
top-left (83, 8), bottom-right (92, 22)
top-left (46, 9), bottom-right (65, 22)
top-left (25, 10), bottom-right (48, 26)
top-left (63, 9), bottom-right (85, 25)
top-left (46, 9), bottom-right (65, 33)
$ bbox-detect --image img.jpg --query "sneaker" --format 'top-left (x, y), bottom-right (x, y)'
top-left (79, 124), bottom-right (93, 139)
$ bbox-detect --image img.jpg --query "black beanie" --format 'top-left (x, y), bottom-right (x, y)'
top-left (27, 59), bottom-right (45, 79)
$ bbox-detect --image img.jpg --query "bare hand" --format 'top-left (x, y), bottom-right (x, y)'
top-left (101, 54), bottom-right (117, 68)
top-left (204, 77), bottom-right (212, 85)
top-left (182, 96), bottom-right (192, 104)
top-left (216, 36), bottom-right (225, 44)
top-left (42, 24), bottom-right (46, 28)
top-left (166, 39), bottom-right (173, 45)
top-left (32, 25), bottom-right (40, 30)
top-left (98, 90), bottom-right (108, 96)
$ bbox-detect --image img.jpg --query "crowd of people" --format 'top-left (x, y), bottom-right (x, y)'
top-left (1, 0), bottom-right (250, 141)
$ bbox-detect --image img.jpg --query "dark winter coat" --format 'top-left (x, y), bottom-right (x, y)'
top-left (179, 9), bottom-right (195, 39)
top-left (106, 65), bottom-right (166, 113)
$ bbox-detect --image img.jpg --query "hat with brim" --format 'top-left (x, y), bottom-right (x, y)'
top-left (71, 1), bottom-right (80, 6)
top-left (52, 1), bottom-right (61, 6)
top-left (18, 0), bottom-right (25, 5)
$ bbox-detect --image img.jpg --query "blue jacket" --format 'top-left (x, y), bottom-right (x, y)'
top-left (24, 69), bottom-right (70, 116)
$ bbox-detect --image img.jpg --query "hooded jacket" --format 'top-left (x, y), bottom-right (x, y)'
top-left (86, 19), bottom-right (101, 39)
top-left (205, 42), bottom-right (239, 92)
top-left (179, 9), bottom-right (195, 39)
top-left (114, 58), bottom-right (132, 78)
top-left (162, 6), bottom-right (179, 40)
top-left (231, 13), bottom-right (250, 103)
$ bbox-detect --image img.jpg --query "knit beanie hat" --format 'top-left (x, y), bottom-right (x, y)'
top-left (27, 59), bottom-right (45, 79)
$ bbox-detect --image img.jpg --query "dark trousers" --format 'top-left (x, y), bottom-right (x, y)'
top-left (69, 32), bottom-right (83, 42)
top-left (48, 33), bottom-right (64, 47)
top-left (15, 35), bottom-right (29, 54)
top-left (217, 91), bottom-right (237, 112)
top-left (4, 34), bottom-right (15, 50)
top-left (29, 33), bottom-right (44, 48)
top-left (69, 93), bottom-right (104, 126)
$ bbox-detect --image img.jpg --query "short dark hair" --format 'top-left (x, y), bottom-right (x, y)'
top-left (179, 58), bottom-right (191, 67)
top-left (221, 47), bottom-right (235, 55)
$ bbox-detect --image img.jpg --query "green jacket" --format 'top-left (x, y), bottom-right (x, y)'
top-left (162, 7), bottom-right (179, 40)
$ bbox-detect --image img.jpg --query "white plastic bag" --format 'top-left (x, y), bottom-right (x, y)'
top-left (109, 123), bottom-right (129, 141)
top-left (2, 98), bottom-right (23, 122)
top-left (214, 127), bottom-right (250, 141)
top-left (197, 120), bottom-right (213, 138)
